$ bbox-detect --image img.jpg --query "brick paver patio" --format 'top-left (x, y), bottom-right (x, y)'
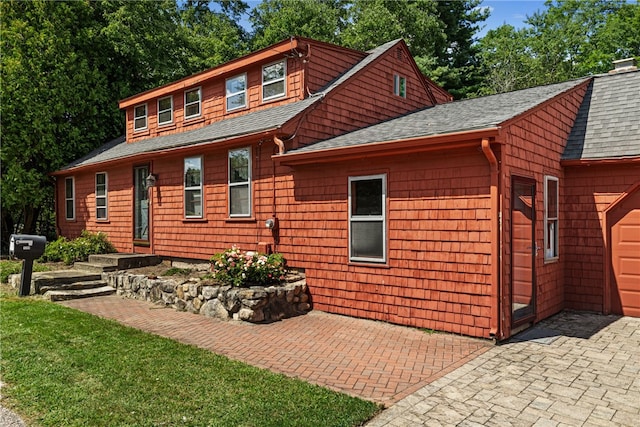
top-left (60, 295), bottom-right (490, 405)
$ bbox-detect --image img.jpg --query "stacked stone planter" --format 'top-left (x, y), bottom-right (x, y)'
top-left (103, 271), bottom-right (310, 323)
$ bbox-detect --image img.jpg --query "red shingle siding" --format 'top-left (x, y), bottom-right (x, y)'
top-left (500, 84), bottom-right (587, 329)
top-left (563, 164), bottom-right (640, 312)
top-left (305, 44), bottom-right (365, 93)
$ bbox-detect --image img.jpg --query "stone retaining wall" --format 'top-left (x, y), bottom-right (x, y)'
top-left (103, 272), bottom-right (311, 323)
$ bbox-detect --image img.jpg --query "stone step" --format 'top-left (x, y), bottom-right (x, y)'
top-left (45, 285), bottom-right (116, 302)
top-left (88, 253), bottom-right (161, 269)
top-left (39, 280), bottom-right (109, 294)
top-left (32, 270), bottom-right (103, 293)
top-left (74, 261), bottom-right (118, 273)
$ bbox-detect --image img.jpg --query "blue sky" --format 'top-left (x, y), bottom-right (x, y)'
top-left (477, 0), bottom-right (548, 37)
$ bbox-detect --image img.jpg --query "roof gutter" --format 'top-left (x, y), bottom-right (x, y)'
top-left (273, 127), bottom-right (500, 166)
top-left (482, 138), bottom-right (503, 341)
top-left (561, 156), bottom-right (640, 167)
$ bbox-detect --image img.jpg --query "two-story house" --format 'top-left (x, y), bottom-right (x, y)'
top-left (53, 38), bottom-right (639, 340)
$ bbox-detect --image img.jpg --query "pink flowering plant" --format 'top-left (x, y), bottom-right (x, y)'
top-left (210, 246), bottom-right (287, 287)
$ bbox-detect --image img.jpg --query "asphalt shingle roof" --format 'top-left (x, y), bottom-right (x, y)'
top-left (288, 78), bottom-right (589, 154)
top-left (563, 70), bottom-right (640, 161)
top-left (62, 40), bottom-right (402, 171)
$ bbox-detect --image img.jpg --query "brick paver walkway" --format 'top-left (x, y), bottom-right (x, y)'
top-left (60, 295), bottom-right (490, 405)
top-left (367, 312), bottom-right (640, 426)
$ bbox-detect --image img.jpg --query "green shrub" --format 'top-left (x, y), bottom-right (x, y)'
top-left (40, 230), bottom-right (116, 265)
top-left (0, 260), bottom-right (50, 283)
top-left (211, 246), bottom-right (287, 287)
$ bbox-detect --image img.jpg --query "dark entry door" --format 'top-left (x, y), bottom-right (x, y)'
top-left (512, 177), bottom-right (536, 324)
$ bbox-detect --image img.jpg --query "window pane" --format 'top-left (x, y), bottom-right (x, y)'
top-left (229, 149), bottom-right (249, 183)
top-left (185, 104), bottom-right (200, 117)
top-left (159, 110), bottom-right (172, 123)
top-left (263, 81), bottom-right (285, 99)
top-left (226, 75), bottom-right (246, 94)
top-left (352, 179), bottom-right (383, 215)
top-left (263, 62), bottom-right (284, 81)
top-left (227, 93), bottom-right (246, 111)
top-left (134, 117), bottom-right (146, 130)
top-left (547, 179), bottom-right (558, 217)
top-left (96, 174), bottom-right (106, 186)
top-left (185, 90), bottom-right (200, 104)
top-left (65, 178), bottom-right (73, 198)
top-left (158, 97), bottom-right (171, 111)
top-left (185, 189), bottom-right (202, 217)
top-left (97, 198), bottom-right (106, 208)
top-left (66, 200), bottom-right (74, 217)
top-left (184, 157), bottom-right (201, 187)
top-left (134, 105), bottom-right (146, 117)
top-left (230, 185), bottom-right (249, 215)
top-left (351, 221), bottom-right (384, 259)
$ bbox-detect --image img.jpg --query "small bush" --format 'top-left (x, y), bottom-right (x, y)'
top-left (211, 246), bottom-right (287, 287)
top-left (0, 260), bottom-right (50, 283)
top-left (40, 230), bottom-right (116, 265)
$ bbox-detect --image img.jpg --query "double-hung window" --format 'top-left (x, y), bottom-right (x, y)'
top-left (262, 61), bottom-right (286, 101)
top-left (184, 88), bottom-right (201, 119)
top-left (229, 147), bottom-right (251, 217)
top-left (349, 174), bottom-right (387, 263)
top-left (158, 96), bottom-right (173, 125)
top-left (393, 75), bottom-right (406, 97)
top-left (226, 74), bottom-right (247, 112)
top-left (65, 177), bottom-right (75, 220)
top-left (544, 176), bottom-right (559, 260)
top-left (95, 172), bottom-right (108, 220)
top-left (184, 156), bottom-right (203, 218)
top-left (134, 104), bottom-right (147, 131)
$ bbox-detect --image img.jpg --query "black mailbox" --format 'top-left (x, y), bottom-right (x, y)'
top-left (9, 234), bottom-right (47, 296)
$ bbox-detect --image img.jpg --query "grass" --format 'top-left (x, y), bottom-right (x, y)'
top-left (0, 291), bottom-right (380, 426)
top-left (162, 266), bottom-right (194, 276)
top-left (0, 260), bottom-right (51, 283)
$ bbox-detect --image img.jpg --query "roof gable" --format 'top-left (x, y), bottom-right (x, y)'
top-left (563, 70), bottom-right (640, 162)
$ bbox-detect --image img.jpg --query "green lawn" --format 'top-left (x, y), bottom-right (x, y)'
top-left (0, 293), bottom-right (379, 426)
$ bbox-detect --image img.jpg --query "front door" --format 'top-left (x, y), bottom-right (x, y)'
top-left (134, 165), bottom-right (150, 243)
top-left (512, 177), bottom-right (536, 325)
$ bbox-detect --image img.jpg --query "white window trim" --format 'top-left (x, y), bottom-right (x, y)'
top-left (228, 147), bottom-right (252, 217)
top-left (226, 73), bottom-right (247, 112)
top-left (133, 103), bottom-right (147, 131)
top-left (184, 156), bottom-right (203, 219)
top-left (95, 172), bottom-right (108, 221)
top-left (262, 60), bottom-right (286, 102)
top-left (184, 87), bottom-right (202, 120)
top-left (157, 95), bottom-right (173, 126)
top-left (65, 177), bottom-right (75, 221)
top-left (393, 75), bottom-right (406, 98)
top-left (544, 175), bottom-right (559, 261)
top-left (348, 174), bottom-right (387, 263)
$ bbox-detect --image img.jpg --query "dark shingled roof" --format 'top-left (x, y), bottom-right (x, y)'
top-left (61, 39), bottom-right (402, 171)
top-left (562, 70), bottom-right (640, 161)
top-left (288, 78), bottom-right (589, 154)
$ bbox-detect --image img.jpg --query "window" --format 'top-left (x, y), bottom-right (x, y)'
top-left (544, 176), bottom-right (559, 260)
top-left (349, 174), bottom-right (386, 263)
top-left (184, 156), bottom-right (203, 218)
top-left (95, 172), bottom-right (108, 220)
top-left (262, 61), bottom-right (286, 101)
top-left (226, 74), bottom-right (247, 112)
top-left (229, 147), bottom-right (251, 217)
top-left (134, 104), bottom-right (147, 131)
top-left (393, 75), bottom-right (406, 97)
top-left (184, 88), bottom-right (201, 119)
top-left (65, 177), bottom-right (75, 220)
top-left (158, 96), bottom-right (173, 125)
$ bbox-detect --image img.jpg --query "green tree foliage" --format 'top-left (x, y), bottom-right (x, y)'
top-left (477, 0), bottom-right (639, 95)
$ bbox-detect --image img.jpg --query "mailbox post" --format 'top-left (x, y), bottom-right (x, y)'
top-left (9, 234), bottom-right (46, 296)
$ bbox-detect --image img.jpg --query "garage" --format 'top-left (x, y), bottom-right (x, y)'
top-left (608, 187), bottom-right (640, 317)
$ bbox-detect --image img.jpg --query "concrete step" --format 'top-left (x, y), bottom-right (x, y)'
top-left (44, 285), bottom-right (116, 302)
top-left (87, 253), bottom-right (161, 269)
top-left (74, 261), bottom-right (118, 273)
top-left (39, 280), bottom-right (109, 294)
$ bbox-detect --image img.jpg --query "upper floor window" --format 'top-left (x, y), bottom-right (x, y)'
top-left (393, 75), bottom-right (406, 98)
top-left (544, 176), bottom-right (559, 260)
top-left (65, 177), bottom-right (75, 220)
top-left (226, 74), bottom-right (247, 112)
top-left (95, 172), bottom-right (108, 220)
top-left (184, 156), bottom-right (203, 218)
top-left (184, 88), bottom-right (201, 119)
top-left (262, 60), bottom-right (286, 101)
top-left (134, 104), bottom-right (147, 131)
top-left (158, 96), bottom-right (173, 125)
top-left (229, 147), bottom-right (251, 217)
top-left (349, 174), bottom-right (387, 263)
